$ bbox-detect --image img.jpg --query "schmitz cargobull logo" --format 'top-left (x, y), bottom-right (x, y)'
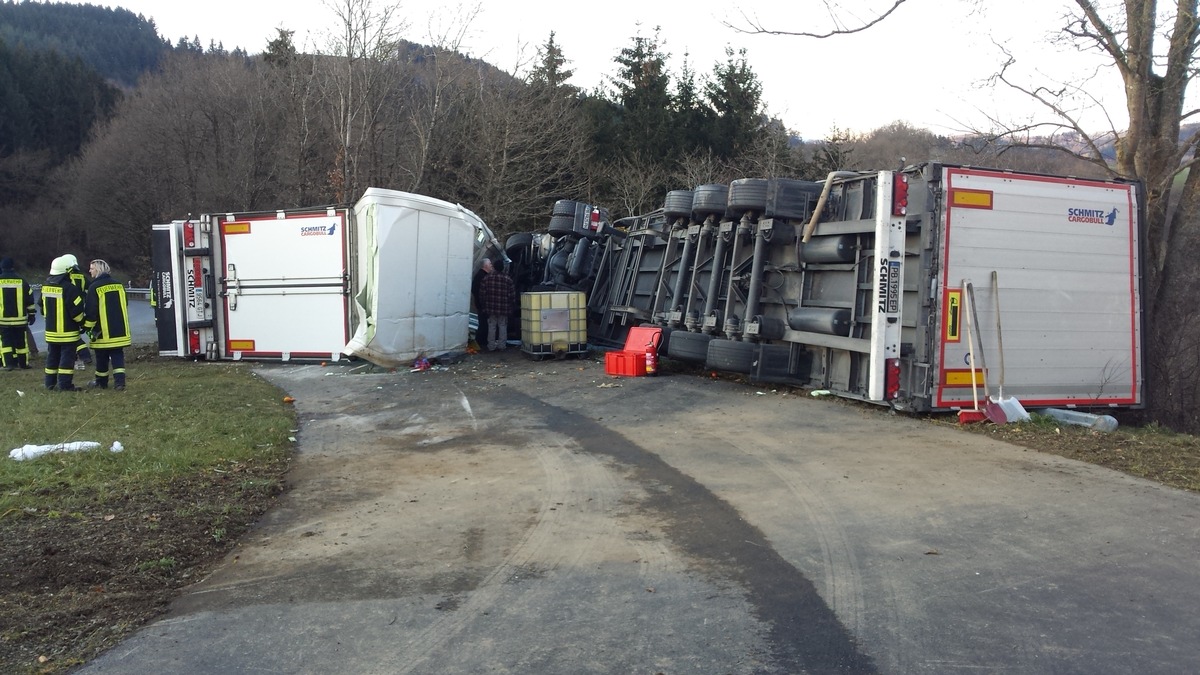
top-left (300, 223), bottom-right (337, 236)
top-left (1068, 207), bottom-right (1118, 225)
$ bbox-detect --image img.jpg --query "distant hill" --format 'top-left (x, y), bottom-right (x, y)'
top-left (0, 0), bottom-right (168, 87)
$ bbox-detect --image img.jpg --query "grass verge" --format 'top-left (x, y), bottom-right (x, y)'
top-left (951, 412), bottom-right (1200, 493)
top-left (0, 346), bottom-right (294, 674)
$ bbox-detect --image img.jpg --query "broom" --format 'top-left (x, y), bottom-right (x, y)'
top-left (958, 280), bottom-right (988, 424)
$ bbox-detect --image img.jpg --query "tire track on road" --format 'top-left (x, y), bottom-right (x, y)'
top-left (507, 390), bottom-right (878, 674)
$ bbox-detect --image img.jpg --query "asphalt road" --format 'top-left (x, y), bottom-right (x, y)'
top-left (79, 351), bottom-right (1200, 674)
top-left (28, 296), bottom-right (157, 352)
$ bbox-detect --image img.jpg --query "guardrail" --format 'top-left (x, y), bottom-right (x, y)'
top-left (28, 283), bottom-right (153, 300)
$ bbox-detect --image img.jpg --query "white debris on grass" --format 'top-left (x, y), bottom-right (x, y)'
top-left (9, 441), bottom-right (125, 461)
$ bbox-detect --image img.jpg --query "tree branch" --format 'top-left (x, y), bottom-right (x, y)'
top-left (728, 0), bottom-right (909, 39)
top-left (979, 48), bottom-right (1119, 177)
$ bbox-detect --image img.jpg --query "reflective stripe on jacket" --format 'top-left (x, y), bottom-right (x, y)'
top-left (70, 270), bottom-right (87, 294)
top-left (85, 274), bottom-right (132, 348)
top-left (41, 276), bottom-right (84, 343)
top-left (0, 274), bottom-right (34, 326)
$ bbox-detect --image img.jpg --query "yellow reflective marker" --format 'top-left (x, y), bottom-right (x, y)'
top-left (946, 290), bottom-right (962, 342)
top-left (951, 189), bottom-right (993, 209)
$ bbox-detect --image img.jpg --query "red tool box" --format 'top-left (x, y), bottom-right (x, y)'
top-left (604, 326), bottom-right (663, 377)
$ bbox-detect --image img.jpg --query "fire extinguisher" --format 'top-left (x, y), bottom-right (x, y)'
top-left (645, 343), bottom-right (658, 376)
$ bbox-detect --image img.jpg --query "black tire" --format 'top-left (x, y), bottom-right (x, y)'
top-left (706, 339), bottom-right (757, 374)
top-left (665, 330), bottom-right (712, 363)
top-left (691, 184), bottom-right (728, 219)
top-left (548, 214), bottom-right (576, 237)
top-left (727, 178), bottom-right (768, 217)
top-left (552, 199), bottom-right (582, 217)
top-left (505, 232), bottom-right (533, 252)
top-left (663, 190), bottom-right (694, 220)
top-left (657, 326), bottom-right (674, 356)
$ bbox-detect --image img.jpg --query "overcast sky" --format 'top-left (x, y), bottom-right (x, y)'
top-left (102, 0), bottom-right (1133, 139)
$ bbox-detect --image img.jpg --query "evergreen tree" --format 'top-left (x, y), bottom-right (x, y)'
top-left (529, 32), bottom-right (572, 91)
top-left (705, 47), bottom-right (763, 160)
top-left (0, 0), bottom-right (168, 87)
top-left (608, 30), bottom-right (674, 159)
top-left (671, 53), bottom-right (710, 156)
top-left (264, 28), bottom-right (297, 68)
top-left (0, 36), bottom-right (118, 162)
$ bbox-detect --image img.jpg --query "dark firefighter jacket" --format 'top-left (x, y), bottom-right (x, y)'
top-left (0, 271), bottom-right (35, 326)
top-left (41, 273), bottom-right (85, 343)
top-left (85, 272), bottom-right (132, 348)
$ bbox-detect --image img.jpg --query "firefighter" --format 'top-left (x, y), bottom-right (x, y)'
top-left (84, 259), bottom-right (131, 390)
top-left (0, 257), bottom-right (36, 370)
top-left (61, 254), bottom-right (93, 370)
top-left (41, 255), bottom-right (86, 391)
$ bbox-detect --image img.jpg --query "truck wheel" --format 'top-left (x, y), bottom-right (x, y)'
top-left (665, 330), bottom-right (711, 363)
top-left (548, 214), bottom-right (576, 237)
top-left (691, 184), bottom-right (728, 219)
top-left (505, 232), bottom-right (533, 252)
top-left (657, 326), bottom-right (674, 356)
top-left (706, 339), bottom-right (757, 374)
top-left (663, 190), bottom-right (694, 220)
top-left (727, 178), bottom-right (768, 218)
top-left (552, 199), bottom-right (582, 217)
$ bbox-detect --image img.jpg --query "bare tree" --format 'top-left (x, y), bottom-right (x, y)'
top-left (456, 72), bottom-right (591, 234)
top-left (671, 148), bottom-right (731, 190)
top-left (396, 4), bottom-right (482, 194)
top-left (976, 1), bottom-right (1200, 431)
top-left (605, 152), bottom-right (672, 217)
top-left (728, 122), bottom-right (807, 180)
top-left (318, 0), bottom-right (407, 202)
top-left (264, 29), bottom-right (335, 208)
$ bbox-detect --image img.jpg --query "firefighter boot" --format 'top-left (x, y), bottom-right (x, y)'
top-left (113, 370), bottom-right (126, 391)
top-left (88, 376), bottom-right (108, 390)
top-left (44, 371), bottom-right (57, 390)
top-left (57, 373), bottom-right (78, 392)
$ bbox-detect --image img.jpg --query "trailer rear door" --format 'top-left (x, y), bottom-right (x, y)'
top-left (217, 210), bottom-right (350, 360)
top-left (934, 168), bottom-right (1142, 408)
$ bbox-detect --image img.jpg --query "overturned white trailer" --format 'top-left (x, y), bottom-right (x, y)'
top-left (591, 163), bottom-right (1143, 411)
top-left (151, 188), bottom-right (497, 367)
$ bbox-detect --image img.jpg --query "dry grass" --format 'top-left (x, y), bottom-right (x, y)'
top-left (955, 415), bottom-right (1200, 493)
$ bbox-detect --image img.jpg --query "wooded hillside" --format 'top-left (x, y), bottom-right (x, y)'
top-left (0, 0), bottom-right (167, 86)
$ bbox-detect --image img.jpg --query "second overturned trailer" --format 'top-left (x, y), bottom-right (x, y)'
top-left (591, 163), bottom-right (1143, 412)
top-left (150, 188), bottom-right (499, 367)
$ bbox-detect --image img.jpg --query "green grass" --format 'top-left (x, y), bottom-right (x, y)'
top-left (0, 350), bottom-right (296, 515)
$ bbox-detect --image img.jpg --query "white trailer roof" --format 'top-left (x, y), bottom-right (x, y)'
top-left (343, 188), bottom-right (494, 367)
